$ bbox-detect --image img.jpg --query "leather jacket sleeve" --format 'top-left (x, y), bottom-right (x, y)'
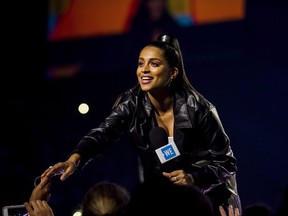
top-left (71, 89), bottom-right (137, 169)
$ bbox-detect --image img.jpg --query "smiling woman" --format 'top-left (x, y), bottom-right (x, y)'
top-left (39, 33), bottom-right (242, 216)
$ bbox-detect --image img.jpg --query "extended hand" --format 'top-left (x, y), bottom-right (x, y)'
top-left (219, 205), bottom-right (240, 216)
top-left (30, 175), bottom-right (51, 202)
top-left (24, 200), bottom-right (54, 216)
top-left (41, 161), bottom-right (76, 181)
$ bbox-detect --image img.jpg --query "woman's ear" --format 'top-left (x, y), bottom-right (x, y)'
top-left (171, 67), bottom-right (178, 79)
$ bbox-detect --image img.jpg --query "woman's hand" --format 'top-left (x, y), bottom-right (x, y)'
top-left (41, 160), bottom-right (77, 181)
top-left (41, 161), bottom-right (76, 181)
top-left (40, 153), bottom-right (80, 181)
top-left (163, 170), bottom-right (194, 186)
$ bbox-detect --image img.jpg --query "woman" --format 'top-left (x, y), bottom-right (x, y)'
top-left (41, 34), bottom-right (241, 215)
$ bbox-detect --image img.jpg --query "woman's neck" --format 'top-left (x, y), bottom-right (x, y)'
top-left (148, 91), bottom-right (175, 136)
top-left (148, 91), bottom-right (173, 115)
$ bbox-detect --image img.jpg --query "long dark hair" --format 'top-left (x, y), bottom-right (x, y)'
top-left (145, 34), bottom-right (195, 92)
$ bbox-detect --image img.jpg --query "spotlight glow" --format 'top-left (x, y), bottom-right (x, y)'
top-left (72, 210), bottom-right (82, 216)
top-left (78, 103), bottom-right (89, 114)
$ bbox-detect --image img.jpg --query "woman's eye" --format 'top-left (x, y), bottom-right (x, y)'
top-left (138, 62), bottom-right (144, 67)
top-left (151, 62), bottom-right (159, 67)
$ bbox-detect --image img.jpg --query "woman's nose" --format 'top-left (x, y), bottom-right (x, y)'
top-left (142, 66), bottom-right (149, 73)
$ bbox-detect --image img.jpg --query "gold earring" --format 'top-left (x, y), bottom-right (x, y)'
top-left (168, 77), bottom-right (173, 87)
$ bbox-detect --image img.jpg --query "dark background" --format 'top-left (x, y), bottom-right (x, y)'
top-left (1, 0), bottom-right (288, 215)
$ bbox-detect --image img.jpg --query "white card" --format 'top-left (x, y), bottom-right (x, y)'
top-left (155, 141), bottom-right (180, 164)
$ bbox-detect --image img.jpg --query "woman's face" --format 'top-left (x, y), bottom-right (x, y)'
top-left (137, 46), bottom-right (174, 93)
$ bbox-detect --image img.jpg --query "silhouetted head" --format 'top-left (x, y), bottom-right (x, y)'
top-left (126, 181), bottom-right (215, 216)
top-left (81, 181), bottom-right (130, 216)
top-left (242, 203), bottom-right (276, 216)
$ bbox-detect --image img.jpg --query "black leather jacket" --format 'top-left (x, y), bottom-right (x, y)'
top-left (73, 84), bottom-right (241, 208)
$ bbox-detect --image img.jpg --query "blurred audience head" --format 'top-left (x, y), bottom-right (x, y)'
top-left (242, 203), bottom-right (276, 216)
top-left (126, 181), bottom-right (215, 216)
top-left (80, 181), bottom-right (130, 216)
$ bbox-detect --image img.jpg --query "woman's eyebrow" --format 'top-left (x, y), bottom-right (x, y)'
top-left (138, 57), bottom-right (161, 61)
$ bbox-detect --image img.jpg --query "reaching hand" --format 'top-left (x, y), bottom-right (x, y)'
top-left (30, 175), bottom-right (51, 202)
top-left (24, 200), bottom-right (54, 216)
top-left (40, 160), bottom-right (77, 181)
top-left (219, 205), bottom-right (240, 216)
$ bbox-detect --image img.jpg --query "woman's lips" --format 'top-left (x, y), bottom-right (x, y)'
top-left (141, 76), bottom-right (152, 84)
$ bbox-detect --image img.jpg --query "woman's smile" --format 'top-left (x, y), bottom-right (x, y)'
top-left (140, 75), bottom-right (153, 84)
top-left (137, 46), bottom-right (171, 92)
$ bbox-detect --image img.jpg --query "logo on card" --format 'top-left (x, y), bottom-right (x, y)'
top-left (155, 142), bottom-right (180, 164)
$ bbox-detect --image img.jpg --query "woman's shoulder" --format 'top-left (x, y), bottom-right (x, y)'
top-left (183, 87), bottom-right (215, 110)
top-left (112, 84), bottom-right (141, 109)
